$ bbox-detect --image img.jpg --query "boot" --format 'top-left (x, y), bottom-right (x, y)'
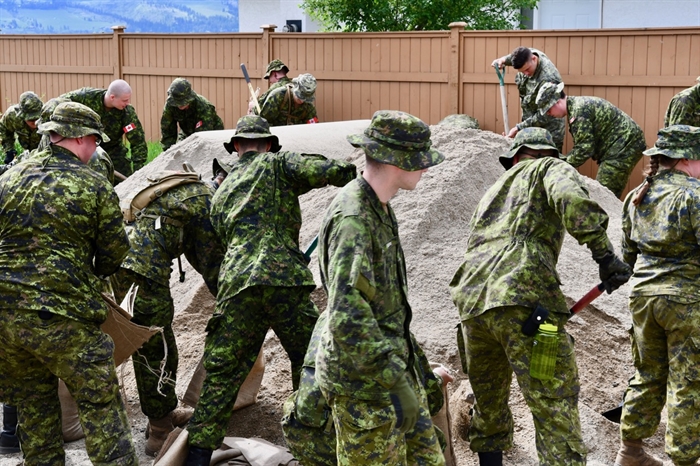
top-left (0, 404), bottom-right (20, 454)
top-left (478, 451), bottom-right (503, 466)
top-left (185, 446), bottom-right (213, 466)
top-left (170, 407), bottom-right (194, 427)
top-left (145, 416), bottom-right (174, 457)
top-left (614, 439), bottom-right (663, 466)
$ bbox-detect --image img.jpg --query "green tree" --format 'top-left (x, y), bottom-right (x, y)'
top-left (301, 0), bottom-right (539, 31)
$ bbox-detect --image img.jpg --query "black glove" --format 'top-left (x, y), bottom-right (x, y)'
top-left (4, 149), bottom-right (16, 164)
top-left (595, 251), bottom-right (632, 294)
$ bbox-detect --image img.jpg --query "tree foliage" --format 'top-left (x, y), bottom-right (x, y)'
top-left (300, 0), bottom-right (539, 32)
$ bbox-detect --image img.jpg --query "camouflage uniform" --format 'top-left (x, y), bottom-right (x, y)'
top-left (111, 179), bottom-right (224, 420)
top-left (186, 115), bottom-right (356, 452)
top-left (257, 59), bottom-right (292, 105)
top-left (255, 74), bottom-right (318, 126)
top-left (160, 78), bottom-right (224, 151)
top-left (664, 79), bottom-right (700, 127)
top-left (257, 76), bottom-right (292, 107)
top-left (315, 110), bottom-right (445, 466)
top-left (449, 128), bottom-right (623, 465)
top-left (61, 87), bottom-right (148, 177)
top-left (0, 92), bottom-right (43, 163)
top-left (282, 311), bottom-right (447, 466)
top-left (503, 49), bottom-right (566, 151)
top-left (0, 102), bottom-right (136, 465)
top-left (619, 125), bottom-right (700, 465)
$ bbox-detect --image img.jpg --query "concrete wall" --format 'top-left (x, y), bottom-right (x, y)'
top-left (238, 0), bottom-right (321, 33)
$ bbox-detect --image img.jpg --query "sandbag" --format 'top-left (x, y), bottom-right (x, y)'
top-left (153, 427), bottom-right (188, 466)
top-left (58, 380), bottom-right (83, 442)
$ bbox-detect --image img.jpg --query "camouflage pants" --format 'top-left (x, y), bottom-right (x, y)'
top-left (0, 308), bottom-right (137, 466)
top-left (596, 149), bottom-right (643, 198)
top-left (188, 285), bottom-right (318, 450)
top-left (462, 305), bottom-right (586, 465)
top-left (112, 268), bottom-right (178, 419)
top-left (620, 295), bottom-right (700, 465)
top-left (325, 377), bottom-right (445, 466)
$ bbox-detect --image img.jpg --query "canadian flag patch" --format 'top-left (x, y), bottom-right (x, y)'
top-left (307, 117), bottom-right (318, 124)
top-left (569, 116), bottom-right (576, 124)
top-left (123, 123), bottom-right (136, 133)
top-left (195, 120), bottom-right (203, 129)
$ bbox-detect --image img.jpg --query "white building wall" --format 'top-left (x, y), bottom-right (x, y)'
top-left (238, 0), bottom-right (321, 32)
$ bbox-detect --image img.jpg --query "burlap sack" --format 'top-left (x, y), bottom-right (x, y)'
top-left (182, 348), bottom-right (265, 411)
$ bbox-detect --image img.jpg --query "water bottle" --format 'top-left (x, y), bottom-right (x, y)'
top-left (530, 323), bottom-right (559, 380)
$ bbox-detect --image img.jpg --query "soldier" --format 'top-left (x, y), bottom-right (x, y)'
top-left (0, 91), bottom-right (43, 163)
top-left (536, 82), bottom-right (647, 198)
top-left (616, 125), bottom-right (700, 466)
top-left (160, 78), bottom-right (224, 151)
top-left (0, 102), bottom-right (136, 465)
top-left (184, 115), bottom-right (356, 465)
top-left (282, 311), bottom-right (453, 466)
top-left (315, 110), bottom-right (446, 466)
top-left (255, 73), bottom-right (318, 126)
top-left (62, 79), bottom-right (147, 178)
top-left (664, 77), bottom-right (700, 127)
top-left (248, 59), bottom-right (292, 114)
top-left (449, 127), bottom-right (631, 466)
top-left (491, 46), bottom-right (566, 151)
top-left (111, 160), bottom-right (227, 457)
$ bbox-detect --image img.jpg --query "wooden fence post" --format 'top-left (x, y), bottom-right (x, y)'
top-left (111, 25), bottom-right (126, 81)
top-left (448, 22), bottom-right (466, 115)
top-left (260, 24), bottom-right (277, 84)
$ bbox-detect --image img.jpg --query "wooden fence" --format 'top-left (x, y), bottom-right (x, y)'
top-left (1, 24), bottom-right (699, 195)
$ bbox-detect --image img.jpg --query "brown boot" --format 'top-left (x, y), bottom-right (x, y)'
top-left (145, 416), bottom-right (174, 457)
top-left (614, 439), bottom-right (663, 466)
top-left (170, 407), bottom-right (194, 427)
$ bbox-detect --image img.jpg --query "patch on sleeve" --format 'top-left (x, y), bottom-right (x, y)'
top-left (195, 120), bottom-right (203, 129)
top-left (569, 116), bottom-right (576, 124)
top-left (123, 123), bottom-right (136, 133)
top-left (353, 273), bottom-right (376, 302)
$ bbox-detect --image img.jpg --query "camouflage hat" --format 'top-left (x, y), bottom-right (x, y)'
top-left (347, 110), bottom-right (444, 171)
top-left (643, 125), bottom-right (700, 160)
top-left (536, 82), bottom-right (565, 115)
top-left (166, 78), bottom-right (196, 107)
top-left (291, 73), bottom-right (316, 104)
top-left (212, 157), bottom-right (233, 177)
top-left (19, 91), bottom-right (43, 121)
top-left (37, 96), bottom-right (70, 126)
top-left (499, 127), bottom-right (559, 170)
top-left (223, 115), bottom-right (281, 154)
top-left (264, 59), bottom-right (289, 80)
top-left (38, 102), bottom-right (110, 143)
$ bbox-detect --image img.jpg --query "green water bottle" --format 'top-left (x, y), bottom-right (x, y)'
top-left (530, 323), bottom-right (558, 380)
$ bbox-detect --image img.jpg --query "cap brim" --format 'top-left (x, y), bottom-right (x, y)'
top-left (38, 121), bottom-right (110, 143)
top-left (347, 133), bottom-right (444, 171)
top-left (499, 143), bottom-right (560, 170)
top-left (23, 112), bottom-right (41, 121)
top-left (224, 134), bottom-right (281, 154)
top-left (643, 146), bottom-right (684, 158)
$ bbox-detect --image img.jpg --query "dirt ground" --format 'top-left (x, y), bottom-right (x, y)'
top-left (0, 121), bottom-right (670, 465)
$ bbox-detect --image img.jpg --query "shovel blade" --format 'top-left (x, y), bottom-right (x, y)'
top-left (602, 404), bottom-right (623, 423)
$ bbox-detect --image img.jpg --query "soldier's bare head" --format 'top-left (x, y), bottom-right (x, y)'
top-left (511, 47), bottom-right (538, 77)
top-left (104, 79), bottom-right (132, 110)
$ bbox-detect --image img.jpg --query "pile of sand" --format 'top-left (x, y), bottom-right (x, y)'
top-left (0, 121), bottom-right (668, 465)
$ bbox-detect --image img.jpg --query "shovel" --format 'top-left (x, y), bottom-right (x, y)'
top-left (494, 65), bottom-right (510, 135)
top-left (522, 283), bottom-right (605, 336)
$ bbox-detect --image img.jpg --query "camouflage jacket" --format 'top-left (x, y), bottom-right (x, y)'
top-left (504, 49), bottom-right (565, 138)
top-left (622, 169), bottom-right (700, 299)
top-left (664, 83), bottom-right (700, 127)
top-left (315, 177), bottom-right (415, 401)
top-left (255, 84), bottom-right (318, 126)
top-left (61, 87), bottom-right (148, 174)
top-left (257, 76), bottom-right (292, 108)
top-left (36, 135), bottom-right (115, 185)
top-left (0, 104), bottom-right (41, 154)
top-left (564, 96), bottom-right (646, 167)
top-left (211, 150), bottom-right (356, 303)
top-left (160, 94), bottom-right (224, 150)
top-left (450, 157), bottom-right (613, 319)
top-left (120, 181), bottom-right (224, 294)
top-left (0, 145), bottom-right (129, 323)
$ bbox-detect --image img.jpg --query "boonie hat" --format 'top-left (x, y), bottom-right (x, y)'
top-left (19, 91), bottom-right (43, 121)
top-left (212, 157), bottom-right (233, 177)
top-left (347, 110), bottom-right (444, 171)
top-left (264, 59), bottom-right (289, 80)
top-left (643, 125), bottom-right (700, 160)
top-left (167, 78), bottom-right (196, 107)
top-left (38, 101), bottom-right (110, 143)
top-left (536, 82), bottom-right (565, 115)
top-left (223, 115), bottom-right (281, 154)
top-left (291, 74), bottom-right (316, 104)
top-left (499, 127), bottom-right (559, 170)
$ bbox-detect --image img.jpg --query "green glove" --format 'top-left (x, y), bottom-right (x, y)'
top-left (389, 373), bottom-right (419, 434)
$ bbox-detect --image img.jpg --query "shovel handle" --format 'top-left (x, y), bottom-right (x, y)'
top-left (495, 65), bottom-right (510, 134)
top-left (494, 65), bottom-right (506, 86)
top-left (569, 283), bottom-right (605, 316)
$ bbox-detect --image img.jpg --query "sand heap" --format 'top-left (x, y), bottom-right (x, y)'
top-left (1, 122), bottom-right (668, 466)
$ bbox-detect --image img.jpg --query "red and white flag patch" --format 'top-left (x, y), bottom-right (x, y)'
top-left (569, 117), bottom-right (576, 124)
top-left (195, 120), bottom-right (203, 129)
top-left (123, 123), bottom-right (136, 133)
top-left (307, 117), bottom-right (318, 124)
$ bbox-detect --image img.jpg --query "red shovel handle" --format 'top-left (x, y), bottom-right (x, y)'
top-left (569, 283), bottom-right (605, 316)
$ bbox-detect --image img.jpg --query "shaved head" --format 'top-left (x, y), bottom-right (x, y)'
top-left (104, 79), bottom-right (132, 110)
top-left (107, 79), bottom-right (132, 98)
